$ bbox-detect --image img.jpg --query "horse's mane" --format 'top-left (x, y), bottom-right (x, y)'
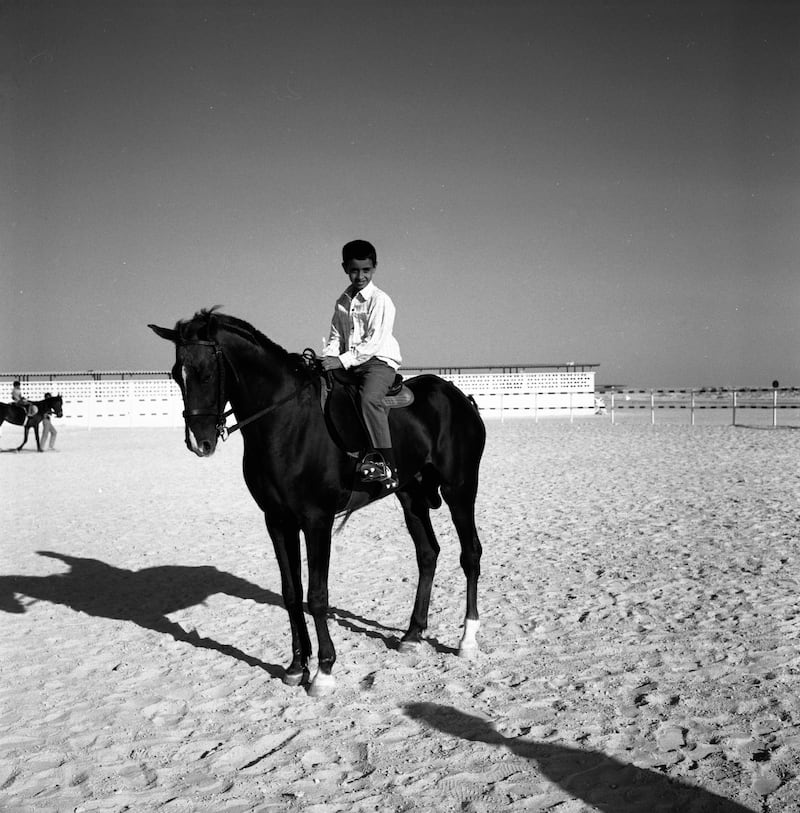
top-left (180, 307), bottom-right (318, 379)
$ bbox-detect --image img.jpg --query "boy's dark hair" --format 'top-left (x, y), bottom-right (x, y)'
top-left (342, 239), bottom-right (377, 266)
top-left (13, 380), bottom-right (20, 387)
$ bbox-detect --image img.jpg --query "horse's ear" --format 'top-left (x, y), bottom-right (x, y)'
top-left (206, 313), bottom-right (219, 340)
top-left (149, 324), bottom-right (178, 343)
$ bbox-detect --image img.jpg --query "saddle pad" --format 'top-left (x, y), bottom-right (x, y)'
top-left (382, 387), bottom-right (415, 409)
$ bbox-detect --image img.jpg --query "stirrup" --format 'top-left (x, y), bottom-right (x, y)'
top-left (359, 453), bottom-right (398, 488)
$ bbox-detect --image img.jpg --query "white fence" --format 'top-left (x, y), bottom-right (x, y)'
top-left (1, 378), bottom-right (182, 429)
top-left (604, 387), bottom-right (800, 426)
top-left (8, 375), bottom-right (798, 429)
top-left (2, 370), bottom-right (598, 428)
top-left (443, 371), bottom-right (597, 419)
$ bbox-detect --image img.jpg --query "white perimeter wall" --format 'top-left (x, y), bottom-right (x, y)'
top-left (3, 378), bottom-right (183, 429)
top-left (444, 371), bottom-right (597, 419)
top-left (2, 371), bottom-right (597, 428)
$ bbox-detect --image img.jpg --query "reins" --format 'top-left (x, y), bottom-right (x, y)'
top-left (221, 384), bottom-right (308, 440)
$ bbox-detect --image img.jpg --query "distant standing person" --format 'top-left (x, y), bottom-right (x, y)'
top-left (40, 392), bottom-right (58, 450)
top-left (321, 239), bottom-right (402, 488)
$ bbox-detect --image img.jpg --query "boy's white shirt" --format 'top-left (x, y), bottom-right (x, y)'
top-left (322, 281), bottom-right (402, 370)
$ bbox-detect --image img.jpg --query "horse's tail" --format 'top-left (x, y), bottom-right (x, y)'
top-left (334, 505), bottom-right (358, 535)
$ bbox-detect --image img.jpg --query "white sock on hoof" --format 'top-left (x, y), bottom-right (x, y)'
top-left (458, 618), bottom-right (480, 658)
top-left (308, 670), bottom-right (336, 697)
top-left (283, 670), bottom-right (306, 687)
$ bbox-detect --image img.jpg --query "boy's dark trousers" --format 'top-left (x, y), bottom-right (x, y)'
top-left (346, 358), bottom-right (396, 451)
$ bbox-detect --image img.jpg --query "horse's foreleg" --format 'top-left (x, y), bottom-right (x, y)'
top-left (396, 487), bottom-right (440, 652)
top-left (266, 517), bottom-right (311, 686)
top-left (443, 486), bottom-right (483, 659)
top-left (304, 518), bottom-right (336, 697)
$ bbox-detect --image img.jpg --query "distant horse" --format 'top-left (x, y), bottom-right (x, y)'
top-left (150, 309), bottom-right (485, 696)
top-left (0, 395), bottom-right (63, 452)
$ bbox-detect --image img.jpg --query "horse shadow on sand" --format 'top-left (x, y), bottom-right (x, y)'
top-left (330, 605), bottom-right (455, 656)
top-left (1, 551), bottom-right (420, 678)
top-left (0, 551), bottom-right (294, 678)
top-left (404, 703), bottom-right (754, 813)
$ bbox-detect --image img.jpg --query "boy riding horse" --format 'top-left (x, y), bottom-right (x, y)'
top-left (321, 240), bottom-right (401, 488)
top-left (11, 381), bottom-right (37, 427)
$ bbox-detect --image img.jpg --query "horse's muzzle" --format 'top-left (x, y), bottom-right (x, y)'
top-left (184, 426), bottom-right (218, 457)
top-left (194, 439), bottom-right (216, 457)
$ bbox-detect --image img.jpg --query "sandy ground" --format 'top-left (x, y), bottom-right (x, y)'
top-left (2, 417), bottom-right (800, 812)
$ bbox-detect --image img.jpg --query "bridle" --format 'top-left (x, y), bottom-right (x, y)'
top-left (178, 337), bottom-right (311, 441)
top-left (45, 397), bottom-right (63, 419)
top-left (179, 338), bottom-right (229, 437)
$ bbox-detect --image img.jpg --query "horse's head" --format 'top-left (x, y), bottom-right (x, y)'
top-left (149, 310), bottom-right (228, 458)
top-left (42, 393), bottom-right (63, 418)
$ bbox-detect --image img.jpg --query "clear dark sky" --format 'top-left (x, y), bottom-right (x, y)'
top-left (2, 0), bottom-right (798, 386)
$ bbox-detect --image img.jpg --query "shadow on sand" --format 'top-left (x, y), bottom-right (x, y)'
top-left (1, 551), bottom-right (416, 678)
top-left (734, 424), bottom-right (800, 431)
top-left (404, 703), bottom-right (755, 813)
top-left (330, 605), bottom-right (455, 656)
top-left (1, 551), bottom-right (288, 679)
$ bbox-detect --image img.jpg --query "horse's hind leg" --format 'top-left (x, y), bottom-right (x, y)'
top-left (441, 483), bottom-right (483, 658)
top-left (396, 484), bottom-right (440, 652)
top-left (17, 424), bottom-right (31, 452)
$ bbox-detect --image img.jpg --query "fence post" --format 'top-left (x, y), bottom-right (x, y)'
top-left (128, 380), bottom-right (135, 428)
top-left (731, 389), bottom-right (737, 426)
top-left (773, 387), bottom-right (778, 427)
top-left (88, 379), bottom-right (96, 432)
top-left (569, 390), bottom-right (574, 424)
top-left (610, 390), bottom-right (615, 424)
top-left (691, 389), bottom-right (695, 426)
top-left (534, 389), bottom-right (538, 423)
top-left (650, 389), bottom-right (655, 425)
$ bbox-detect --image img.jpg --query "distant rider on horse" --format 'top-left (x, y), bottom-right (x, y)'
top-left (321, 240), bottom-right (402, 488)
top-left (11, 380), bottom-right (37, 427)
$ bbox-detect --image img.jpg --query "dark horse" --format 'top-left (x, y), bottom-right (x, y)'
top-left (150, 309), bottom-right (485, 695)
top-left (0, 394), bottom-right (63, 452)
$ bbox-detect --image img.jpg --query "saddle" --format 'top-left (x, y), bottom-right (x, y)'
top-left (16, 403), bottom-right (38, 418)
top-left (320, 369), bottom-right (414, 456)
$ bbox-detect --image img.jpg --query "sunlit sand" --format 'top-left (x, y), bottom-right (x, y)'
top-left (2, 419), bottom-right (798, 811)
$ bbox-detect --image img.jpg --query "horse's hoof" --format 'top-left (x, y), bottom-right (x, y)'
top-left (398, 639), bottom-right (422, 654)
top-left (308, 670), bottom-right (336, 697)
top-left (283, 668), bottom-right (309, 687)
top-left (458, 619), bottom-right (480, 659)
top-left (458, 643), bottom-right (479, 660)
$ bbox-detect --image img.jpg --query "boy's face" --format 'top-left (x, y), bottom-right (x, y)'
top-left (343, 258), bottom-right (375, 293)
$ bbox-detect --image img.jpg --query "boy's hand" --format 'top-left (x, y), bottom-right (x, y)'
top-left (321, 356), bottom-right (343, 371)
